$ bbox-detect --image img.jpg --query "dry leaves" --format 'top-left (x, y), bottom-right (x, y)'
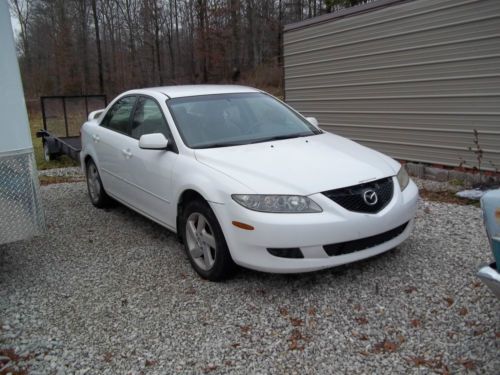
top-left (405, 355), bottom-right (449, 374)
top-left (457, 358), bottom-right (476, 370)
top-left (404, 286), bottom-right (417, 294)
top-left (307, 307), bottom-right (317, 316)
top-left (473, 328), bottom-right (486, 336)
top-left (203, 363), bottom-right (218, 373)
top-left (458, 307), bottom-right (468, 316)
top-left (290, 317), bottom-right (304, 327)
top-left (102, 352), bottom-right (113, 363)
top-left (278, 307), bottom-right (288, 317)
top-left (355, 317), bottom-right (369, 325)
top-left (145, 359), bottom-right (157, 367)
top-left (288, 329), bottom-right (306, 351)
top-left (0, 348), bottom-right (28, 375)
top-left (372, 339), bottom-right (399, 353)
top-left (240, 325), bottom-right (251, 334)
top-left (410, 319), bottom-right (421, 328)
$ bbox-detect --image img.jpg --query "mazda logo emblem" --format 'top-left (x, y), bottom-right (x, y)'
top-left (363, 190), bottom-right (378, 206)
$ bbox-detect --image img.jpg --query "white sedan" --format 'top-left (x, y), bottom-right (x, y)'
top-left (81, 85), bottom-right (418, 280)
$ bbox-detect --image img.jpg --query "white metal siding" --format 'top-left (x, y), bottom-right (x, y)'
top-left (0, 0), bottom-right (45, 244)
top-left (0, 0), bottom-right (33, 152)
top-left (284, 0), bottom-right (500, 170)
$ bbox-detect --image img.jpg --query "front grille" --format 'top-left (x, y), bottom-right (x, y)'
top-left (323, 221), bottom-right (409, 257)
top-left (322, 177), bottom-right (394, 214)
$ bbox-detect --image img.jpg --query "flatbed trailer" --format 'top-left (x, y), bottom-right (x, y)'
top-left (36, 95), bottom-right (107, 162)
top-left (35, 131), bottom-right (82, 162)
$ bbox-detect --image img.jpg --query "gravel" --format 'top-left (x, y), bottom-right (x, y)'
top-left (1, 180), bottom-right (499, 374)
top-left (38, 167), bottom-right (83, 178)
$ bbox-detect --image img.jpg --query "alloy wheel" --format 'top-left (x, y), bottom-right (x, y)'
top-left (185, 212), bottom-right (217, 271)
top-left (87, 163), bottom-right (101, 203)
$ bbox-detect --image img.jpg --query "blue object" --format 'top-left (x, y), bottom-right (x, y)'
top-left (492, 237), bottom-right (500, 272)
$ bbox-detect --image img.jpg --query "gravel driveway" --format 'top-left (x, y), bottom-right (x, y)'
top-left (1, 181), bottom-right (499, 374)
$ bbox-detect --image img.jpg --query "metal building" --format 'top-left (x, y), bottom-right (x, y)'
top-left (0, 0), bottom-right (45, 244)
top-left (283, 0), bottom-right (500, 171)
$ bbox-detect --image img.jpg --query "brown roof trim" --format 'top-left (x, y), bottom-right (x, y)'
top-left (284, 0), bottom-right (414, 32)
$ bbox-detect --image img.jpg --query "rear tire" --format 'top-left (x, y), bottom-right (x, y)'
top-left (86, 159), bottom-right (112, 208)
top-left (181, 199), bottom-right (236, 281)
top-left (43, 141), bottom-right (58, 161)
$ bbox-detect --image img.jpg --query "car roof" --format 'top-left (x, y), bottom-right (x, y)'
top-left (128, 85), bottom-right (261, 99)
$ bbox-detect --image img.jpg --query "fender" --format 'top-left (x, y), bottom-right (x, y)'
top-left (171, 155), bottom-right (255, 230)
top-left (79, 122), bottom-right (101, 171)
top-left (173, 156), bottom-right (254, 205)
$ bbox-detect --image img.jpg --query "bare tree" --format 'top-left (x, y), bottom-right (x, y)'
top-left (91, 0), bottom-right (104, 93)
top-left (11, 0), bottom-right (368, 98)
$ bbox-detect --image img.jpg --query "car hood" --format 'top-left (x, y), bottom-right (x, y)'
top-left (194, 132), bottom-right (400, 195)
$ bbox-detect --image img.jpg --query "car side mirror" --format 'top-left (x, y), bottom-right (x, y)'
top-left (306, 117), bottom-right (319, 127)
top-left (139, 133), bottom-right (169, 150)
top-left (88, 109), bottom-right (104, 121)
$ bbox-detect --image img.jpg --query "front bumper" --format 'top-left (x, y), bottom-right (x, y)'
top-left (211, 177), bottom-right (418, 273)
top-left (477, 263), bottom-right (500, 299)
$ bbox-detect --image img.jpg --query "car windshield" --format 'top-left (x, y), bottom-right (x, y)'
top-left (166, 92), bottom-right (321, 149)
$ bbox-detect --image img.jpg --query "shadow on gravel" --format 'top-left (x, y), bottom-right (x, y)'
top-left (233, 247), bottom-right (402, 286)
top-left (106, 197), bottom-right (405, 287)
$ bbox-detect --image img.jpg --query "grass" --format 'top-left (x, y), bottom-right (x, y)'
top-left (29, 115), bottom-right (78, 170)
top-left (38, 175), bottom-right (85, 185)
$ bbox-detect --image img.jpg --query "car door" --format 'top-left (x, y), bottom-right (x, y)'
top-left (127, 96), bottom-right (179, 228)
top-left (94, 95), bottom-right (137, 202)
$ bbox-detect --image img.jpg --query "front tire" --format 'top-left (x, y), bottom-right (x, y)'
top-left (86, 159), bottom-right (112, 208)
top-left (181, 199), bottom-right (236, 281)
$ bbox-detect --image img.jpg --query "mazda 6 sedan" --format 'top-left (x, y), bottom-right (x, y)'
top-left (81, 85), bottom-right (418, 280)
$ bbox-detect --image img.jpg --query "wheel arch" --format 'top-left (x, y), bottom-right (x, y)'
top-left (84, 154), bottom-right (94, 166)
top-left (176, 189), bottom-right (209, 238)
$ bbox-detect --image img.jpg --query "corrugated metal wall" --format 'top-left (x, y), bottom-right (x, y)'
top-left (283, 0), bottom-right (500, 171)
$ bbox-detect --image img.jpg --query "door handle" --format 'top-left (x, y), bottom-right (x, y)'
top-left (122, 149), bottom-right (133, 159)
top-left (92, 134), bottom-right (100, 142)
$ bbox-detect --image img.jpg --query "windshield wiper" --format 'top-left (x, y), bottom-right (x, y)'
top-left (248, 133), bottom-right (313, 144)
top-left (195, 141), bottom-right (247, 149)
top-left (195, 133), bottom-right (315, 149)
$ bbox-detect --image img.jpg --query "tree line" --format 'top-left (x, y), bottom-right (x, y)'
top-left (10, 0), bottom-right (371, 99)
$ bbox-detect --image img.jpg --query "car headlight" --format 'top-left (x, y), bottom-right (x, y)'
top-left (232, 194), bottom-right (322, 213)
top-left (397, 166), bottom-right (410, 191)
